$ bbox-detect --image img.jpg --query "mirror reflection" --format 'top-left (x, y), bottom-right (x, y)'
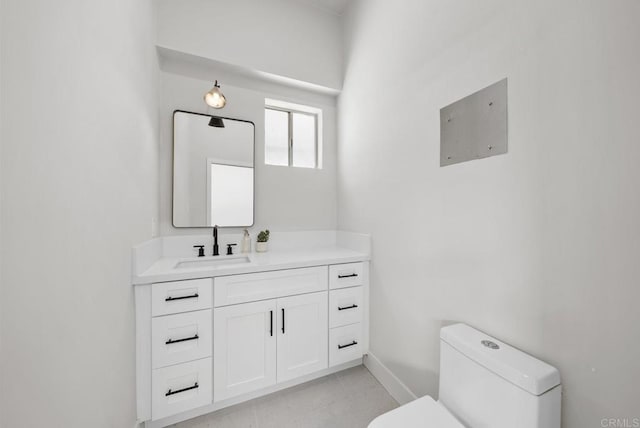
top-left (173, 111), bottom-right (254, 227)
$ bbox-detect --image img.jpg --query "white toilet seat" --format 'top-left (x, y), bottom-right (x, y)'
top-left (368, 396), bottom-right (465, 428)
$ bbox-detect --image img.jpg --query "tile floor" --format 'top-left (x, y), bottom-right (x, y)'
top-left (173, 365), bottom-right (399, 428)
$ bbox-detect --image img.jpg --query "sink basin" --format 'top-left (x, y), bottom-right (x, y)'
top-left (174, 256), bottom-right (251, 270)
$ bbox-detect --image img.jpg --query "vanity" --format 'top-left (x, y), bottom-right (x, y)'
top-left (132, 105), bottom-right (369, 426)
top-left (132, 232), bottom-right (370, 427)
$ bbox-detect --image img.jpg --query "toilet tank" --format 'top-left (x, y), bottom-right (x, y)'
top-left (438, 324), bottom-right (561, 428)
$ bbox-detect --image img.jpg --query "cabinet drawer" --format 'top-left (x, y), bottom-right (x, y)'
top-left (214, 266), bottom-right (328, 307)
top-left (152, 310), bottom-right (212, 369)
top-left (152, 358), bottom-right (212, 421)
top-left (329, 286), bottom-right (363, 328)
top-left (329, 263), bottom-right (364, 290)
top-left (329, 323), bottom-right (363, 367)
top-left (151, 278), bottom-right (213, 317)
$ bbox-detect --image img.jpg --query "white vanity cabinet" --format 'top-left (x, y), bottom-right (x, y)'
top-left (135, 260), bottom-right (369, 428)
top-left (328, 263), bottom-right (366, 367)
top-left (140, 278), bottom-right (214, 422)
top-left (213, 289), bottom-right (329, 401)
top-left (213, 267), bottom-right (329, 401)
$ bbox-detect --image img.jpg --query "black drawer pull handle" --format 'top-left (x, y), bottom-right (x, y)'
top-left (165, 293), bottom-right (199, 302)
top-left (338, 273), bottom-right (358, 279)
top-left (338, 304), bottom-right (359, 311)
top-left (270, 310), bottom-right (273, 337)
top-left (338, 341), bottom-right (358, 350)
top-left (281, 308), bottom-right (285, 334)
top-left (165, 382), bottom-right (199, 397)
top-left (165, 334), bottom-right (199, 345)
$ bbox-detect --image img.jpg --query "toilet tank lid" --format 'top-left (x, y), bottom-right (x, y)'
top-left (440, 324), bottom-right (561, 396)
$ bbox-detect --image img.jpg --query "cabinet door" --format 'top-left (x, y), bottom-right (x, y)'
top-left (214, 299), bottom-right (277, 402)
top-left (277, 291), bottom-right (328, 383)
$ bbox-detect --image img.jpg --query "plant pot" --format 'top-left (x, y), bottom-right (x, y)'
top-left (256, 242), bottom-right (269, 253)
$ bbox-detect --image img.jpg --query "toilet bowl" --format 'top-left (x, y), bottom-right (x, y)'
top-left (369, 395), bottom-right (464, 428)
top-left (368, 324), bottom-right (561, 428)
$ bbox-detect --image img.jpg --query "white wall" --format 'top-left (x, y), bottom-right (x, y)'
top-left (339, 0), bottom-right (640, 427)
top-left (159, 66), bottom-right (338, 237)
top-left (0, 0), bottom-right (159, 426)
top-left (157, 0), bottom-right (343, 91)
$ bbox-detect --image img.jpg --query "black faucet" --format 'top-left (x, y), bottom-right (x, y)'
top-left (212, 225), bottom-right (219, 256)
top-left (193, 245), bottom-right (205, 257)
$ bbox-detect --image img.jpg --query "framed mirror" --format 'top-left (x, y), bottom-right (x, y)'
top-left (173, 110), bottom-right (255, 228)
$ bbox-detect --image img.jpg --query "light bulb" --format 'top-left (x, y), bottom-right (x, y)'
top-left (204, 80), bottom-right (226, 109)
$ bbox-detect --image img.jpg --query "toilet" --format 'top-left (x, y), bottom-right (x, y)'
top-left (369, 323), bottom-right (562, 428)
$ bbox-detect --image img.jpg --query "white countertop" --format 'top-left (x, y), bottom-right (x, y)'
top-left (133, 245), bottom-right (370, 285)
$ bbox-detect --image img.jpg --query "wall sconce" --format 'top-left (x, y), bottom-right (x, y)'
top-left (204, 80), bottom-right (227, 109)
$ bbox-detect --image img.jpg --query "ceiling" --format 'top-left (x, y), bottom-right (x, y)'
top-left (289, 0), bottom-right (351, 15)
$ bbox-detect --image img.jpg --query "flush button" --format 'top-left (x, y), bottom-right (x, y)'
top-left (481, 340), bottom-right (500, 350)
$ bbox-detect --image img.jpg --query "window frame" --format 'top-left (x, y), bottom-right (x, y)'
top-left (265, 105), bottom-right (319, 169)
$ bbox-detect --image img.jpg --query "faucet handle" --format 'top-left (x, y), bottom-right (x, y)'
top-left (193, 245), bottom-right (205, 257)
top-left (226, 243), bottom-right (237, 255)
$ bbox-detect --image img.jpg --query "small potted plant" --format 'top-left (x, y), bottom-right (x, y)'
top-left (256, 230), bottom-right (270, 253)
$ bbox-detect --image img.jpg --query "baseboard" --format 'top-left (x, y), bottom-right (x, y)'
top-left (364, 353), bottom-right (417, 405)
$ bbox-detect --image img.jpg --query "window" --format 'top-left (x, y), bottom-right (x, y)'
top-left (265, 99), bottom-right (322, 168)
